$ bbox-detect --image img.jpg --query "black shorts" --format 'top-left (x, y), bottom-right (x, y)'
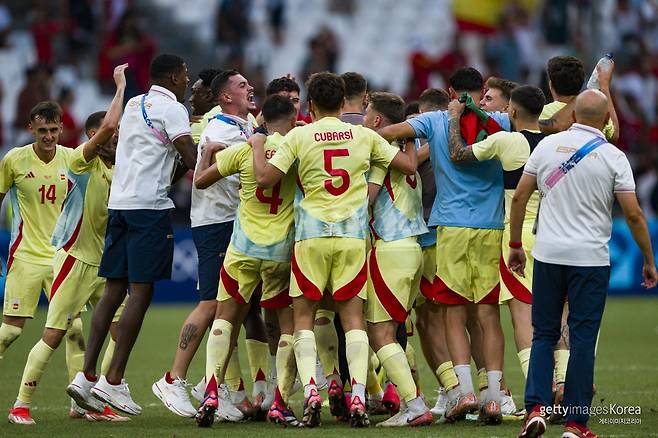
top-left (99, 209), bottom-right (174, 283)
top-left (192, 221), bottom-right (234, 301)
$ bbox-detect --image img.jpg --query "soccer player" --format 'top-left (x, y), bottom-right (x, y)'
top-left (189, 68), bottom-right (222, 124)
top-left (480, 77), bottom-right (518, 113)
top-left (447, 85), bottom-right (546, 387)
top-left (8, 64), bottom-right (130, 425)
top-left (362, 92), bottom-right (431, 427)
top-left (340, 71), bottom-right (367, 125)
top-left (0, 101), bottom-right (82, 385)
top-left (194, 95), bottom-right (301, 428)
top-left (67, 54), bottom-right (197, 415)
top-left (249, 72), bottom-right (417, 428)
top-left (378, 67), bottom-right (511, 424)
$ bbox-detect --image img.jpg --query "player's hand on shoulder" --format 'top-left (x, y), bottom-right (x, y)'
top-left (641, 263), bottom-right (658, 289)
top-left (113, 63), bottom-right (129, 89)
top-left (448, 99), bottom-right (465, 118)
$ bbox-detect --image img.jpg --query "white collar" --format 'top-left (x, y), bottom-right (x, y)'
top-left (149, 85), bottom-right (177, 101)
top-left (569, 123), bottom-right (606, 139)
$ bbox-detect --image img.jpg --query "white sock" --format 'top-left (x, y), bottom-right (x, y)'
top-left (453, 364), bottom-right (474, 396)
top-left (14, 399), bottom-right (29, 408)
top-left (447, 386), bottom-right (461, 402)
top-left (352, 383), bottom-right (366, 402)
top-left (407, 396), bottom-right (426, 414)
top-left (486, 371), bottom-right (503, 402)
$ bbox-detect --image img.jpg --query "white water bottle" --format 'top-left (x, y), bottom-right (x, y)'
top-left (587, 53), bottom-right (614, 90)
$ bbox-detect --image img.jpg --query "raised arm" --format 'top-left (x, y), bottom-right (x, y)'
top-left (507, 173), bottom-right (537, 277)
top-left (83, 63), bottom-right (128, 162)
top-left (378, 121), bottom-right (417, 142)
top-left (447, 100), bottom-right (476, 162)
top-left (250, 133), bottom-right (285, 188)
top-left (538, 99), bottom-right (576, 135)
top-left (597, 61), bottom-right (620, 144)
top-left (616, 192), bottom-right (658, 288)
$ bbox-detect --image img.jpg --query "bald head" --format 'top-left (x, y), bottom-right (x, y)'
top-left (574, 89), bottom-right (610, 131)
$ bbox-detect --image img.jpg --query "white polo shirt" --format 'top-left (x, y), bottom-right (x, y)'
top-left (524, 123), bottom-right (635, 267)
top-left (108, 85), bottom-right (191, 210)
top-left (190, 114), bottom-right (254, 228)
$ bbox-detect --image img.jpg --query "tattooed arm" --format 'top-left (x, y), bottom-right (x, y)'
top-left (447, 99), bottom-right (476, 163)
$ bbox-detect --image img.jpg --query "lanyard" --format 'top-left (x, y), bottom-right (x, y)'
top-left (545, 137), bottom-right (607, 189)
top-left (211, 114), bottom-right (249, 137)
top-left (141, 93), bottom-right (170, 145)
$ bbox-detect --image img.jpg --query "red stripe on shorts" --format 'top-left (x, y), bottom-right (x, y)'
top-left (50, 254), bottom-right (77, 300)
top-left (432, 276), bottom-right (471, 305)
top-left (369, 248), bottom-right (408, 323)
top-left (476, 283), bottom-right (500, 304)
top-left (291, 249), bottom-right (323, 301)
top-left (6, 222), bottom-right (23, 272)
top-left (499, 257), bottom-right (532, 304)
top-left (220, 266), bottom-right (246, 304)
top-left (260, 288), bottom-right (292, 309)
top-left (419, 276), bottom-right (435, 300)
top-left (333, 259), bottom-right (367, 302)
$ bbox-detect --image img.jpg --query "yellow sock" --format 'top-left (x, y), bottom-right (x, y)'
top-left (554, 350), bottom-right (569, 384)
top-left (314, 310), bottom-right (339, 377)
top-left (0, 323), bottom-right (22, 359)
top-left (225, 347), bottom-right (243, 391)
top-left (65, 316), bottom-right (85, 382)
top-left (206, 319), bottom-right (232, 383)
top-left (435, 361), bottom-right (458, 390)
top-left (366, 349), bottom-right (382, 396)
top-left (345, 329), bottom-right (368, 386)
top-left (405, 342), bottom-right (420, 389)
top-left (477, 367), bottom-right (488, 392)
top-left (18, 340), bottom-right (55, 403)
top-left (293, 329), bottom-right (317, 386)
top-left (100, 338), bottom-right (116, 376)
top-left (245, 339), bottom-right (269, 382)
top-left (377, 343), bottom-right (416, 402)
top-left (517, 348), bottom-right (531, 379)
top-left (276, 334), bottom-right (296, 402)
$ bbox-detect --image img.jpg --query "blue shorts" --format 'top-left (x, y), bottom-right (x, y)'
top-left (192, 221), bottom-right (233, 301)
top-left (99, 209), bottom-right (174, 283)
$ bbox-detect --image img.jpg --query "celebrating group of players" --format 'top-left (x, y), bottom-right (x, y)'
top-left (0, 50), bottom-right (621, 435)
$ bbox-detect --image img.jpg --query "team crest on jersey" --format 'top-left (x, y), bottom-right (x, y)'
top-left (11, 298), bottom-right (19, 310)
top-left (59, 169), bottom-right (67, 181)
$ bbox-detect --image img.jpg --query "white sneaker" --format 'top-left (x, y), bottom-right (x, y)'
top-left (500, 389), bottom-right (518, 415)
top-left (67, 372), bottom-right (105, 413)
top-left (191, 377), bottom-right (205, 403)
top-left (152, 373), bottom-right (197, 417)
top-left (376, 407), bottom-right (433, 427)
top-left (69, 399), bottom-right (86, 418)
top-left (252, 380), bottom-right (274, 413)
top-left (216, 384), bottom-right (244, 422)
top-left (91, 376), bottom-right (142, 415)
top-left (315, 357), bottom-right (328, 391)
top-left (430, 388), bottom-right (448, 416)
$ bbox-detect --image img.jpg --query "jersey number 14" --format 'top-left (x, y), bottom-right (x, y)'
top-left (38, 184), bottom-right (56, 204)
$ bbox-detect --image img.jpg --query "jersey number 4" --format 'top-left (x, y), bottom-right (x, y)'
top-left (324, 149), bottom-right (350, 196)
top-left (256, 182), bottom-right (283, 214)
top-left (38, 184), bottom-right (56, 204)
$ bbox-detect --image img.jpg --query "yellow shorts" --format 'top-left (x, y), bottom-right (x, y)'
top-left (366, 238), bottom-right (422, 324)
top-left (499, 224), bottom-right (534, 304)
top-left (3, 258), bottom-right (52, 318)
top-left (434, 226), bottom-right (502, 304)
top-left (415, 243), bottom-right (437, 307)
top-left (219, 244), bottom-right (292, 309)
top-left (46, 250), bottom-right (125, 330)
top-left (290, 237), bottom-right (366, 301)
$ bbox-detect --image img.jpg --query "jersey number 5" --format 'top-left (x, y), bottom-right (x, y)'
top-left (256, 182), bottom-right (283, 214)
top-left (38, 184), bottom-right (56, 204)
top-left (324, 149), bottom-right (350, 196)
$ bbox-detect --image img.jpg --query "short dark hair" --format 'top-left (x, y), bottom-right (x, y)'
top-left (198, 68), bottom-right (222, 87)
top-left (261, 94), bottom-right (297, 124)
top-left (85, 111), bottom-right (107, 132)
top-left (210, 69), bottom-right (240, 97)
top-left (485, 77), bottom-right (518, 102)
top-left (368, 92), bottom-right (405, 124)
top-left (266, 77), bottom-right (301, 96)
top-left (341, 72), bottom-right (367, 100)
top-left (419, 88), bottom-right (450, 111)
top-left (404, 101), bottom-right (420, 118)
top-left (510, 85), bottom-right (546, 118)
top-left (306, 72), bottom-right (345, 112)
top-left (149, 54), bottom-right (186, 81)
top-left (547, 56), bottom-right (585, 96)
top-left (449, 67), bottom-right (483, 92)
top-left (29, 101), bottom-right (62, 123)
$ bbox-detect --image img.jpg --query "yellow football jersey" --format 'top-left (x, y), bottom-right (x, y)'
top-left (51, 145), bottom-right (113, 266)
top-left (541, 101), bottom-right (615, 141)
top-left (215, 132), bottom-right (296, 261)
top-left (0, 144), bottom-right (75, 266)
top-left (269, 117), bottom-right (400, 241)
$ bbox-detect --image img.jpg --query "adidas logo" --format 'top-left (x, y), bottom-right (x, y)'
top-left (25, 171), bottom-right (35, 178)
top-left (24, 381), bottom-right (37, 387)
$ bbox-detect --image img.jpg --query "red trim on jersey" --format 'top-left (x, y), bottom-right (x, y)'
top-left (220, 266), bottom-right (246, 304)
top-left (333, 260), bottom-right (367, 301)
top-left (369, 216), bottom-right (381, 241)
top-left (383, 174), bottom-right (394, 201)
top-left (63, 215), bottom-right (83, 252)
top-left (260, 288), bottom-right (292, 309)
top-left (369, 248), bottom-right (408, 323)
top-left (6, 222), bottom-right (24, 272)
top-left (50, 254), bottom-right (77, 299)
top-left (499, 256), bottom-right (532, 304)
top-left (291, 249), bottom-right (322, 301)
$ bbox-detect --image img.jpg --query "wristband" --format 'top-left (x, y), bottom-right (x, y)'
top-left (254, 125), bottom-right (269, 136)
top-left (508, 241), bottom-right (522, 249)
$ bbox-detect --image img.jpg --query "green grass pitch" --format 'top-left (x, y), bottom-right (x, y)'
top-left (0, 297), bottom-right (657, 437)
